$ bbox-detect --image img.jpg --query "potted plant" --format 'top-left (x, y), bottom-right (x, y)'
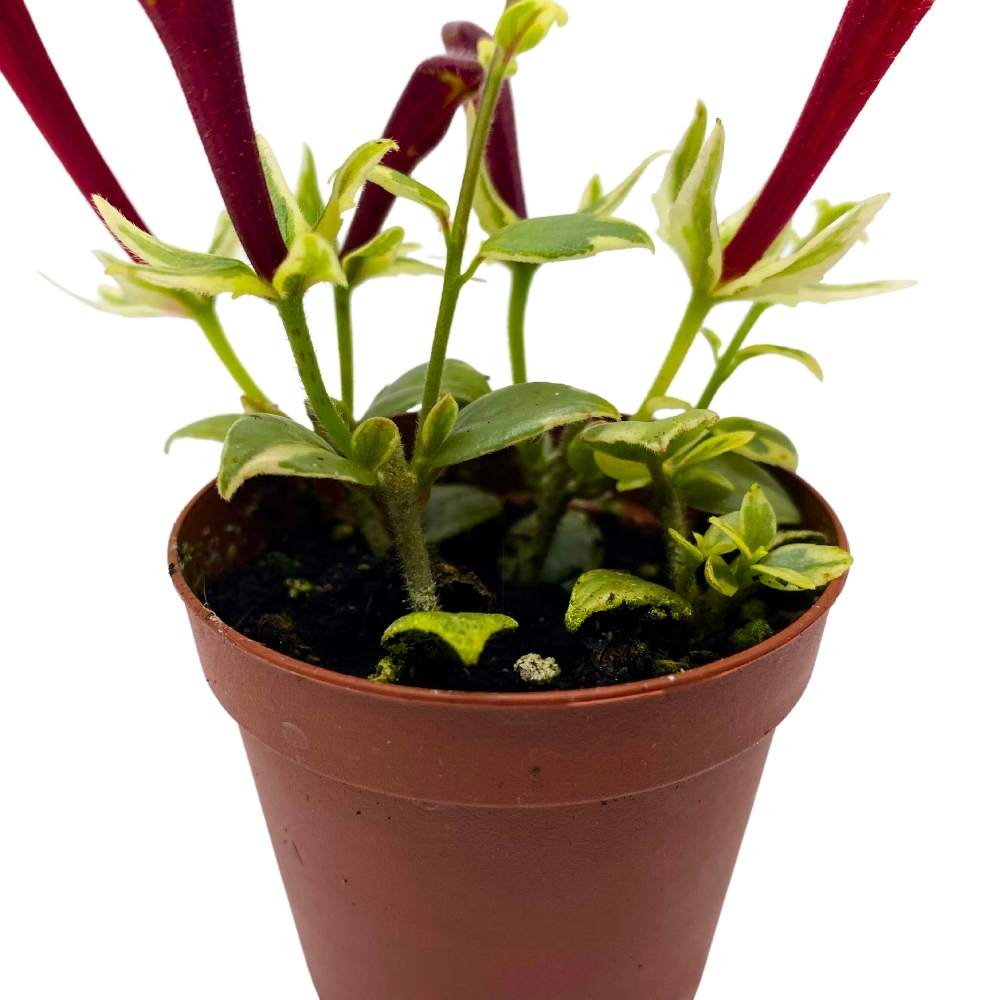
top-left (1, 0), bottom-right (935, 996)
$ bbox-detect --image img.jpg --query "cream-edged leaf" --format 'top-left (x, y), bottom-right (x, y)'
top-left (368, 165), bottom-right (451, 229)
top-left (754, 544), bottom-right (852, 591)
top-left (165, 414), bottom-right (242, 453)
top-left (316, 138), bottom-right (398, 242)
top-left (383, 611), bottom-right (518, 667)
top-left (272, 231), bottom-right (346, 297)
top-left (733, 344), bottom-right (824, 381)
top-left (432, 383), bottom-right (619, 468)
top-left (104, 258), bottom-right (275, 301)
top-left (565, 569), bottom-right (692, 632)
top-left (295, 145), bottom-right (324, 228)
top-left (495, 0), bottom-right (568, 57)
top-left (586, 151), bottom-right (666, 217)
top-left (256, 135), bottom-right (310, 245)
top-left (481, 214), bottom-right (653, 264)
top-left (218, 414), bottom-right (375, 500)
top-left (749, 280), bottom-right (915, 306)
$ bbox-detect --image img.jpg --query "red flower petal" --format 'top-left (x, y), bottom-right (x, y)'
top-left (138, 0), bottom-right (286, 280)
top-left (721, 0), bottom-right (935, 282)
top-left (442, 21), bottom-right (528, 220)
top-left (1, 0), bottom-right (148, 251)
top-left (342, 55), bottom-right (483, 255)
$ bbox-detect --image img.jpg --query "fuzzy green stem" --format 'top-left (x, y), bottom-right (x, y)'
top-left (506, 262), bottom-right (538, 384)
top-left (696, 302), bottom-right (769, 409)
top-left (418, 50), bottom-right (509, 429)
top-left (275, 294), bottom-right (354, 456)
top-left (333, 285), bottom-right (355, 419)
top-left (190, 301), bottom-right (272, 407)
top-left (637, 290), bottom-right (713, 419)
top-left (518, 428), bottom-right (580, 585)
top-left (348, 489), bottom-right (392, 559)
top-left (377, 448), bottom-right (439, 611)
top-left (649, 461), bottom-right (690, 593)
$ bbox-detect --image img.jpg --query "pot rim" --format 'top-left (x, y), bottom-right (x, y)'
top-left (169, 473), bottom-right (848, 709)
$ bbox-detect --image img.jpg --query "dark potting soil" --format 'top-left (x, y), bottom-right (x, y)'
top-left (203, 489), bottom-right (816, 693)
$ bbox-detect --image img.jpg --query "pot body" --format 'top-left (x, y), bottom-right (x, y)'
top-left (171, 476), bottom-right (846, 1000)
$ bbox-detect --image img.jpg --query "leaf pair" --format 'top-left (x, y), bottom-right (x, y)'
top-left (671, 484), bottom-right (851, 596)
top-left (653, 104), bottom-right (911, 306)
top-left (577, 409), bottom-right (801, 522)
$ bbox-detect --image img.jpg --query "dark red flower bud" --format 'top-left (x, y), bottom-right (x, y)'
top-left (137, 0), bottom-right (286, 280)
top-left (341, 56), bottom-right (483, 255)
top-left (1, 0), bottom-right (148, 247)
top-left (442, 20), bottom-right (528, 220)
top-left (721, 0), bottom-right (935, 283)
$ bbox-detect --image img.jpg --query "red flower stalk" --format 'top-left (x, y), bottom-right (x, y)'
top-left (342, 19), bottom-right (529, 255)
top-left (341, 56), bottom-right (483, 255)
top-left (1, 0), bottom-right (147, 244)
top-left (721, 0), bottom-right (934, 283)
top-left (442, 21), bottom-right (528, 220)
top-left (138, 0), bottom-right (286, 280)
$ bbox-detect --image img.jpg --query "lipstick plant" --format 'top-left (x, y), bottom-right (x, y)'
top-left (2, 0), bottom-right (934, 687)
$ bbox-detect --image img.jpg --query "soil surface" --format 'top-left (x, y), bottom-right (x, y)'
top-left (202, 485), bottom-right (817, 692)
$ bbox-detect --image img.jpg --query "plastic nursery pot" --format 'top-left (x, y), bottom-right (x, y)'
top-left (169, 471), bottom-right (847, 1000)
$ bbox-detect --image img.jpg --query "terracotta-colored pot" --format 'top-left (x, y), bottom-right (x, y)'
top-left (170, 473), bottom-right (847, 1000)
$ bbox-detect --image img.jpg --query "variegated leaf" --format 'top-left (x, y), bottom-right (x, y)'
top-left (585, 151), bottom-right (667, 218)
top-left (368, 165), bottom-right (451, 229)
top-left (481, 214), bottom-right (653, 264)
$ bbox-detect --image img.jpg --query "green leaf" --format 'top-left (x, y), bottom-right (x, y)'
top-left (714, 417), bottom-right (798, 471)
top-left (706, 515), bottom-right (753, 560)
top-left (363, 359), bottom-right (490, 420)
top-left (676, 453), bottom-right (801, 524)
top-left (540, 510), bottom-right (604, 584)
top-left (749, 280), bottom-right (914, 306)
top-left (700, 511), bottom-right (742, 557)
top-left (585, 151), bottom-right (667, 217)
top-left (654, 118), bottom-right (725, 292)
top-left (432, 383), bottom-right (620, 468)
top-left (256, 135), bottom-right (310, 245)
top-left (207, 212), bottom-right (241, 258)
top-left (94, 198), bottom-right (272, 301)
top-left (580, 410), bottom-right (718, 467)
top-left (733, 344), bottom-right (824, 381)
top-left (754, 544), bottom-right (853, 591)
top-left (164, 414), bottom-right (241, 453)
top-left (421, 485), bottom-right (504, 545)
top-left (481, 214), bottom-right (653, 264)
top-left (352, 417), bottom-right (401, 472)
top-left (705, 554), bottom-right (740, 597)
top-left (670, 429), bottom-right (756, 471)
top-left (316, 138), bottom-right (398, 242)
top-left (739, 483), bottom-right (777, 553)
top-left (654, 102), bottom-right (708, 211)
top-left (565, 569), bottom-right (692, 633)
top-left (467, 105), bottom-right (522, 234)
top-left (272, 231), bottom-right (346, 297)
top-left (343, 227), bottom-right (442, 288)
top-left (105, 258), bottom-right (274, 301)
top-left (495, 0), bottom-right (569, 57)
top-left (701, 327), bottom-right (722, 361)
top-left (717, 194), bottom-right (891, 299)
top-left (368, 165), bottom-right (450, 229)
top-left (218, 414), bottom-right (375, 500)
top-left (295, 144), bottom-right (324, 228)
top-left (668, 528), bottom-right (706, 566)
top-left (383, 611), bottom-right (518, 667)
top-left (577, 174), bottom-right (604, 212)
top-left (417, 393), bottom-right (459, 461)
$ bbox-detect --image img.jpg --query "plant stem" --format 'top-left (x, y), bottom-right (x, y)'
top-left (506, 262), bottom-right (538, 384)
top-left (648, 461), bottom-right (690, 593)
top-left (418, 50), bottom-right (509, 429)
top-left (275, 293), bottom-right (354, 456)
top-left (637, 290), bottom-right (713, 418)
top-left (518, 423), bottom-right (582, 585)
top-left (333, 285), bottom-right (355, 419)
top-left (348, 489), bottom-right (392, 559)
top-left (377, 447), bottom-right (439, 611)
top-left (696, 302), bottom-right (769, 408)
top-left (191, 301), bottom-right (272, 407)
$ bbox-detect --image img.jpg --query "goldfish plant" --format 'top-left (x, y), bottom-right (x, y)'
top-left (1, 0), bottom-right (934, 688)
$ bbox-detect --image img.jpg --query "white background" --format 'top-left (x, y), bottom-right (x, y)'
top-left (1, 2), bottom-right (996, 997)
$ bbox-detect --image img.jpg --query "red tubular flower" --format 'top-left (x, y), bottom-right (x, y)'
top-left (0, 0), bottom-right (147, 242)
top-left (341, 56), bottom-right (483, 255)
top-left (721, 0), bottom-right (935, 283)
top-left (442, 21), bottom-right (528, 220)
top-left (138, 0), bottom-right (286, 280)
